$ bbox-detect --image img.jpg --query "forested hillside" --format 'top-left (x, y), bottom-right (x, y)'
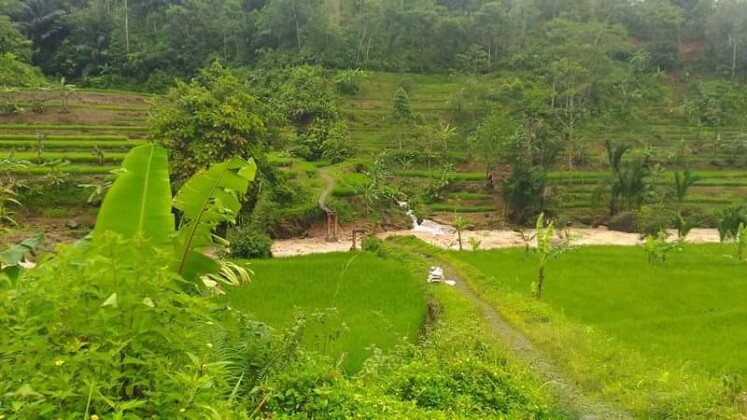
top-left (3, 0), bottom-right (747, 85)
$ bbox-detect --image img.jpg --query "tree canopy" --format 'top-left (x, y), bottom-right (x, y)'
top-left (1, 0), bottom-right (746, 87)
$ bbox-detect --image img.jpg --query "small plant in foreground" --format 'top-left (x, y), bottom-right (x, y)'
top-left (453, 215), bottom-right (470, 251)
top-left (469, 236), bottom-right (482, 251)
top-left (534, 213), bottom-right (571, 301)
top-left (674, 213), bottom-right (698, 240)
top-left (643, 230), bottom-right (681, 265)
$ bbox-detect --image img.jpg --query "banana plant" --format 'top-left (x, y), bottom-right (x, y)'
top-left (93, 144), bottom-right (256, 286)
top-left (534, 214), bottom-right (571, 301)
top-left (172, 156), bottom-right (256, 281)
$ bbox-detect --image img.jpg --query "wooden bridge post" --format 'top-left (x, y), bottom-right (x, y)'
top-left (325, 211), bottom-right (338, 242)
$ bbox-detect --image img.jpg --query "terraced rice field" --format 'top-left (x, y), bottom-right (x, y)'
top-left (0, 90), bottom-right (148, 176)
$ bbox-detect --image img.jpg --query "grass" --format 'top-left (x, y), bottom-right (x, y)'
top-left (447, 192), bottom-right (493, 200)
top-left (395, 238), bottom-right (743, 417)
top-left (6, 152), bottom-right (128, 163)
top-left (223, 252), bottom-right (426, 373)
top-left (429, 204), bottom-right (495, 213)
top-left (0, 134), bottom-right (129, 141)
top-left (394, 169), bottom-right (484, 181)
top-left (451, 245), bottom-right (747, 376)
top-left (0, 124), bottom-right (148, 132)
top-left (0, 140), bottom-right (144, 150)
top-left (10, 165), bottom-right (117, 175)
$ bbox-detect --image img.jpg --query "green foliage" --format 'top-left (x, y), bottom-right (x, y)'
top-left (224, 252), bottom-right (426, 373)
top-left (172, 156), bottom-right (257, 281)
top-left (391, 87), bottom-right (415, 124)
top-left (674, 213), bottom-right (699, 240)
top-left (635, 204), bottom-right (677, 236)
top-left (0, 15), bottom-right (31, 60)
top-left (0, 183), bottom-right (20, 226)
top-left (93, 144), bottom-right (174, 247)
top-left (674, 169), bottom-right (699, 202)
top-left (502, 165), bottom-right (548, 224)
top-left (534, 214), bottom-right (571, 300)
top-left (470, 110), bottom-right (519, 178)
top-left (334, 69), bottom-right (364, 95)
top-left (468, 236), bottom-right (482, 251)
top-left (643, 230), bottom-right (682, 265)
top-left (449, 245), bottom-right (743, 417)
top-left (452, 215), bottom-right (470, 251)
top-left (715, 204), bottom-right (747, 242)
top-left (150, 62), bottom-right (268, 180)
top-left (0, 53), bottom-right (46, 87)
top-left (0, 146), bottom-right (267, 417)
top-left (94, 143), bottom-right (256, 287)
top-left (361, 235), bottom-right (384, 253)
top-left (0, 234), bottom-right (42, 282)
top-left (455, 44), bottom-right (489, 75)
top-left (277, 66), bottom-right (352, 163)
top-left (0, 236), bottom-right (265, 417)
top-left (229, 228), bottom-right (273, 259)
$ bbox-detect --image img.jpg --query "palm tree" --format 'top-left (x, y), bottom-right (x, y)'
top-left (15, 0), bottom-right (68, 51)
top-left (673, 169), bottom-right (698, 202)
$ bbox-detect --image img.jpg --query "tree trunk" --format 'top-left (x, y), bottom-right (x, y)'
top-left (124, 0), bottom-right (130, 54)
top-left (292, 0), bottom-right (301, 49)
top-left (457, 230), bottom-right (463, 251)
top-left (536, 266), bottom-right (545, 300)
top-left (732, 34), bottom-right (737, 83)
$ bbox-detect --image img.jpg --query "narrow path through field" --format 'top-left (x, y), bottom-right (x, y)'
top-left (433, 259), bottom-right (632, 420)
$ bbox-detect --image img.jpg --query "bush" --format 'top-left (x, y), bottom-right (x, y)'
top-left (635, 204), bottom-right (676, 236)
top-left (715, 204), bottom-right (747, 241)
top-left (0, 239), bottom-right (273, 417)
top-left (230, 228), bottom-right (274, 259)
top-left (334, 69), bottom-right (364, 95)
top-left (361, 235), bottom-right (384, 253)
top-left (0, 53), bottom-right (46, 88)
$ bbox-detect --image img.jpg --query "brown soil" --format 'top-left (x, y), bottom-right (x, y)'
top-left (0, 109), bottom-right (147, 128)
top-left (12, 91), bottom-right (150, 107)
top-left (1, 215), bottom-right (95, 251)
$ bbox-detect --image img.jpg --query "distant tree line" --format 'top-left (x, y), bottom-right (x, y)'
top-left (2, 0), bottom-right (747, 88)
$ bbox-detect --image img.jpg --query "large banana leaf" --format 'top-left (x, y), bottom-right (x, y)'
top-left (93, 144), bottom-right (174, 246)
top-left (172, 157), bottom-right (256, 280)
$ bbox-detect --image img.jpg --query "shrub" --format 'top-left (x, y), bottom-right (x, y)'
top-left (715, 204), bottom-right (747, 241)
top-left (635, 204), bottom-right (676, 236)
top-left (334, 69), bottom-right (364, 95)
top-left (0, 237), bottom-right (271, 417)
top-left (230, 228), bottom-right (274, 259)
top-left (361, 235), bottom-right (384, 253)
top-left (0, 53), bottom-right (47, 88)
